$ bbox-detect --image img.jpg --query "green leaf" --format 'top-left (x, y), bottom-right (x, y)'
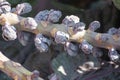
top-left (7, 0), bottom-right (35, 6)
top-left (52, 52), bottom-right (120, 80)
top-left (52, 53), bottom-right (101, 80)
top-left (112, 0), bottom-right (120, 10)
top-left (7, 0), bottom-right (21, 6)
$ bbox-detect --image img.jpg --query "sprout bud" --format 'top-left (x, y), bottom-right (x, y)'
top-left (55, 31), bottom-right (69, 44)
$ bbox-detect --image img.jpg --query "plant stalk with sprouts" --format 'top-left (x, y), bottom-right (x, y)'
top-left (0, 0), bottom-right (119, 80)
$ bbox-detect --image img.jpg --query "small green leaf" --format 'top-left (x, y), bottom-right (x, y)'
top-left (7, 0), bottom-right (21, 5)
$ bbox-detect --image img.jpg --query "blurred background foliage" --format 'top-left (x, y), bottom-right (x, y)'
top-left (7, 0), bottom-right (35, 6)
top-left (0, 0), bottom-right (120, 80)
top-left (112, 0), bottom-right (120, 10)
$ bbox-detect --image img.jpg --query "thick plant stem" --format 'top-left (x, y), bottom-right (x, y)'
top-left (0, 51), bottom-right (44, 80)
top-left (1, 13), bottom-right (120, 50)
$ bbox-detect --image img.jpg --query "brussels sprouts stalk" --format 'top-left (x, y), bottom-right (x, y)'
top-left (0, 12), bottom-right (120, 50)
top-left (0, 52), bottom-right (44, 80)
